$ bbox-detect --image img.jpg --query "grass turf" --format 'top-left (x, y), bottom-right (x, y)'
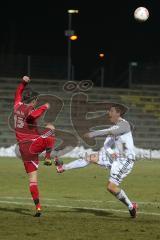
top-left (0, 157), bottom-right (160, 240)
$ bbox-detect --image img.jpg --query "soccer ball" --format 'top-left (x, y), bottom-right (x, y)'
top-left (134, 7), bottom-right (149, 22)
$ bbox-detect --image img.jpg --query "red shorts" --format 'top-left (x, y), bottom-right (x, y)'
top-left (19, 136), bottom-right (55, 173)
top-left (19, 141), bottom-right (39, 173)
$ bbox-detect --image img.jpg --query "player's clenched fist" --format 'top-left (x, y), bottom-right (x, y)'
top-left (23, 76), bottom-right (30, 83)
top-left (44, 103), bottom-right (50, 109)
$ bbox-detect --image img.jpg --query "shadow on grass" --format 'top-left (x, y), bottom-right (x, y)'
top-left (0, 207), bottom-right (32, 216)
top-left (74, 208), bottom-right (128, 219)
top-left (74, 207), bottom-right (114, 217)
top-left (57, 208), bottom-right (160, 222)
top-left (55, 207), bottom-right (127, 219)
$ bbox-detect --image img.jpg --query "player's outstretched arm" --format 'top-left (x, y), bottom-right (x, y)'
top-left (84, 122), bottom-right (130, 138)
top-left (26, 103), bottom-right (50, 122)
top-left (85, 121), bottom-right (131, 138)
top-left (84, 126), bottom-right (119, 138)
top-left (14, 76), bottom-right (31, 110)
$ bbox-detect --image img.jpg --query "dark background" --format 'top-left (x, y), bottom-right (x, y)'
top-left (0, 0), bottom-right (159, 83)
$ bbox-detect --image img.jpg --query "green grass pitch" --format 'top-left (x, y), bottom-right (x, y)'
top-left (0, 157), bottom-right (160, 240)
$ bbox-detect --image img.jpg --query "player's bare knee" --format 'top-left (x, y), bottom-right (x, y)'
top-left (107, 184), bottom-right (113, 193)
top-left (89, 153), bottom-right (99, 163)
top-left (28, 170), bottom-right (37, 182)
top-left (107, 182), bottom-right (116, 193)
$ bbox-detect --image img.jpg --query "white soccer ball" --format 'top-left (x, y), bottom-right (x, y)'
top-left (134, 7), bottom-right (149, 22)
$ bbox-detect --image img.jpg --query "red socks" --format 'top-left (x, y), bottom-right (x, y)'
top-left (29, 182), bottom-right (41, 210)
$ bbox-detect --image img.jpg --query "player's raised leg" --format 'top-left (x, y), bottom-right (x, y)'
top-left (56, 156), bottom-right (90, 173)
top-left (56, 152), bottom-right (109, 173)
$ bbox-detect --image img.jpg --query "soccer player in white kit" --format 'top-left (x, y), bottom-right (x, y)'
top-left (57, 104), bottom-right (138, 218)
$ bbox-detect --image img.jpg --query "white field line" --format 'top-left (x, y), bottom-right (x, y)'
top-left (0, 199), bottom-right (160, 217)
top-left (0, 196), bottom-right (102, 203)
top-left (0, 196), bottom-right (159, 205)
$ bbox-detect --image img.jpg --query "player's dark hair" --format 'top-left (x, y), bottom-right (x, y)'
top-left (109, 103), bottom-right (129, 116)
top-left (114, 106), bottom-right (124, 116)
top-left (23, 89), bottom-right (39, 103)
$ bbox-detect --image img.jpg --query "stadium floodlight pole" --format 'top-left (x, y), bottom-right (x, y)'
top-left (99, 53), bottom-right (105, 88)
top-left (100, 67), bottom-right (104, 87)
top-left (65, 9), bottom-right (79, 81)
top-left (68, 11), bottom-right (72, 81)
top-left (129, 62), bottom-right (138, 88)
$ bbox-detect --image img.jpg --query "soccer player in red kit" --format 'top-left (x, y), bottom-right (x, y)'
top-left (14, 76), bottom-right (56, 217)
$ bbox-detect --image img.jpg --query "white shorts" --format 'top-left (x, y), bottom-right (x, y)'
top-left (97, 148), bottom-right (134, 186)
top-left (109, 158), bottom-right (134, 186)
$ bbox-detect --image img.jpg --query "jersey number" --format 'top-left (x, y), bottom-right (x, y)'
top-left (14, 115), bottom-right (24, 128)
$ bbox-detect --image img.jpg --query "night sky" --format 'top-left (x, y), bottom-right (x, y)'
top-left (0, 0), bottom-right (160, 81)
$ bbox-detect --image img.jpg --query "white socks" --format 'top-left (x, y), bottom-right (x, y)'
top-left (115, 189), bottom-right (133, 209)
top-left (63, 159), bottom-right (89, 171)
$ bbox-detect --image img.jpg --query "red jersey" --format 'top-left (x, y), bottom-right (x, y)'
top-left (14, 80), bottom-right (48, 142)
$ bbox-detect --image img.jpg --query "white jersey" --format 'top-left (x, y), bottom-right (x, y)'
top-left (91, 118), bottom-right (136, 185)
top-left (89, 118), bottom-right (135, 161)
top-left (114, 131), bottom-right (135, 160)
